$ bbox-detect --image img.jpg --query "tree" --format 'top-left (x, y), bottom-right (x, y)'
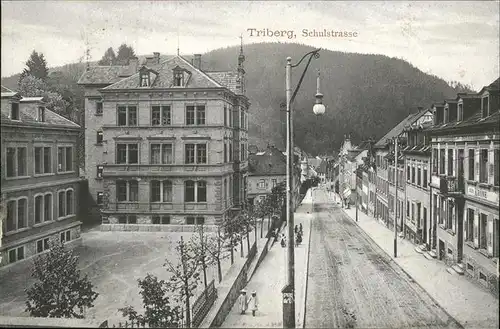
top-left (223, 216), bottom-right (245, 264)
top-left (20, 50), bottom-right (49, 82)
top-left (18, 75), bottom-right (70, 118)
top-left (204, 225), bottom-right (229, 283)
top-left (119, 273), bottom-right (181, 327)
top-left (164, 237), bottom-right (200, 328)
top-left (116, 44), bottom-right (136, 65)
top-left (190, 224), bottom-right (212, 288)
top-left (98, 47), bottom-right (116, 66)
top-left (25, 239), bottom-right (99, 318)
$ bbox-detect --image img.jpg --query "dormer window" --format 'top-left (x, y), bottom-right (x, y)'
top-left (457, 103), bottom-right (463, 122)
top-left (140, 72), bottom-right (150, 87)
top-left (482, 96), bottom-right (489, 118)
top-left (38, 106), bottom-right (45, 122)
top-left (11, 103), bottom-right (19, 120)
top-left (443, 106), bottom-right (449, 124)
top-left (174, 70), bottom-right (184, 87)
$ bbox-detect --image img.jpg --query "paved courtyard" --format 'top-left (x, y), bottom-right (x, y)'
top-left (0, 230), bottom-right (243, 326)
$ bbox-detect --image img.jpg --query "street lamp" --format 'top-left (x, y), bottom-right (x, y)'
top-left (282, 48), bottom-right (322, 329)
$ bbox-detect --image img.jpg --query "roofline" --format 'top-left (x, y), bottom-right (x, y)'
top-left (1, 121), bottom-right (82, 131)
top-left (99, 86), bottom-right (228, 93)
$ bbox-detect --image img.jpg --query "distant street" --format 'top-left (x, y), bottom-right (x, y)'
top-left (305, 188), bottom-right (461, 328)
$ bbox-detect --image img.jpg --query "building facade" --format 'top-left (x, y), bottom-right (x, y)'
top-left (428, 79), bottom-right (499, 293)
top-left (1, 87), bottom-right (83, 267)
top-left (78, 51), bottom-right (250, 230)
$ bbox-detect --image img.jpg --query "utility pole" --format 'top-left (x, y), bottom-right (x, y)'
top-left (394, 136), bottom-right (398, 258)
top-left (355, 165), bottom-right (359, 222)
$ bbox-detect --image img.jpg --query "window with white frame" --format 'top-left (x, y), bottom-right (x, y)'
top-left (6, 147), bottom-right (27, 177)
top-left (151, 105), bottom-right (171, 126)
top-left (6, 198), bottom-right (28, 232)
top-left (57, 146), bottom-right (73, 172)
top-left (116, 180), bottom-right (139, 202)
top-left (174, 70), bottom-right (184, 87)
top-left (8, 246), bottom-right (24, 263)
top-left (60, 230), bottom-right (71, 243)
top-left (36, 237), bottom-right (50, 253)
top-left (152, 215), bottom-right (171, 224)
top-left (140, 72), bottom-right (150, 87)
top-left (184, 143), bottom-right (207, 164)
top-left (184, 180), bottom-right (207, 202)
top-left (150, 180), bottom-right (173, 202)
top-left (57, 189), bottom-right (74, 218)
top-left (35, 193), bottom-right (53, 224)
top-left (117, 105), bottom-right (138, 126)
top-left (150, 143), bottom-right (173, 164)
top-left (186, 105), bottom-right (206, 125)
top-left (35, 146), bottom-right (52, 174)
top-left (257, 179), bottom-right (266, 189)
top-left (116, 143), bottom-right (139, 164)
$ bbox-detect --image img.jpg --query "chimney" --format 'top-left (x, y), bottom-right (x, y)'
top-left (194, 54), bottom-right (202, 70)
top-left (153, 52), bottom-right (160, 64)
top-left (129, 57), bottom-right (139, 73)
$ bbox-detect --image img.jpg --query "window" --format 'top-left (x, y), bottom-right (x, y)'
top-left (140, 72), bottom-right (150, 87)
top-left (117, 105), bottom-right (138, 126)
top-left (482, 96), bottom-right (489, 118)
top-left (35, 195), bottom-right (43, 224)
top-left (97, 192), bottom-right (104, 205)
top-left (150, 143), bottom-right (173, 164)
top-left (466, 208), bottom-right (474, 242)
top-left (479, 213), bottom-right (487, 249)
top-left (58, 189), bottom-right (74, 218)
top-left (37, 238), bottom-right (50, 253)
top-left (37, 106), bottom-right (45, 122)
top-left (97, 165), bottom-right (103, 178)
top-left (407, 165), bottom-right (410, 181)
top-left (184, 180), bottom-right (207, 203)
top-left (11, 102), bottom-right (19, 120)
top-left (150, 180), bottom-right (173, 202)
top-left (439, 149), bottom-right (445, 174)
top-left (446, 201), bottom-right (454, 230)
top-left (6, 198), bottom-right (28, 232)
top-left (272, 179), bottom-right (277, 188)
top-left (432, 149), bottom-right (438, 173)
top-left (6, 147), bottom-right (27, 177)
top-left (468, 149), bottom-right (475, 180)
top-left (423, 169), bottom-right (428, 188)
top-left (447, 149), bottom-right (454, 176)
top-left (411, 167), bottom-right (415, 184)
top-left (58, 146), bottom-right (73, 172)
top-left (151, 106), bottom-right (171, 126)
top-left (34, 146), bottom-right (52, 174)
top-left (116, 180), bottom-right (139, 202)
top-left (185, 144), bottom-right (207, 164)
top-left (174, 70), bottom-right (184, 86)
top-left (407, 201), bottom-right (410, 217)
top-left (34, 194), bottom-right (52, 224)
top-left (116, 143), bottom-right (139, 164)
top-left (495, 149), bottom-right (499, 186)
top-left (417, 168), bottom-right (421, 186)
top-left (457, 103), bottom-right (463, 121)
top-left (224, 143), bottom-right (227, 163)
top-left (479, 149), bottom-right (488, 183)
top-left (186, 105), bottom-right (206, 125)
top-left (224, 105), bottom-right (227, 126)
top-left (96, 131), bottom-right (103, 145)
top-left (8, 246), bottom-right (24, 263)
top-left (60, 230), bottom-right (71, 243)
top-left (96, 101), bottom-right (103, 115)
top-left (66, 190), bottom-right (74, 216)
top-left (118, 215), bottom-right (137, 224)
top-left (44, 194), bottom-right (52, 222)
top-left (186, 216), bottom-right (204, 225)
top-left (152, 215), bottom-right (171, 224)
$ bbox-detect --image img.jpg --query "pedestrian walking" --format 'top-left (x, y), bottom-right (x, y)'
top-left (295, 232), bottom-right (302, 246)
top-left (238, 289), bottom-right (248, 314)
top-left (247, 291), bottom-right (259, 316)
top-left (299, 223), bottom-right (303, 234)
top-left (280, 236), bottom-right (286, 248)
top-left (294, 225), bottom-right (298, 234)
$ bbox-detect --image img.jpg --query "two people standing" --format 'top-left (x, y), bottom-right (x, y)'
top-left (238, 290), bottom-right (259, 316)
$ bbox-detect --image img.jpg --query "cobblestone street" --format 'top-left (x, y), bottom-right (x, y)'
top-left (305, 189), bottom-right (462, 328)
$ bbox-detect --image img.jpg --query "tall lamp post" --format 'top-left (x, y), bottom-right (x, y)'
top-left (281, 48), bottom-right (324, 329)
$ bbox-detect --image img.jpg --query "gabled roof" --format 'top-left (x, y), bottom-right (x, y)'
top-left (1, 85), bottom-right (14, 93)
top-left (374, 110), bottom-right (427, 148)
top-left (1, 106), bottom-right (80, 128)
top-left (478, 77), bottom-right (500, 95)
top-left (248, 146), bottom-right (286, 176)
top-left (77, 65), bottom-right (135, 85)
top-left (206, 71), bottom-right (240, 94)
top-left (102, 56), bottom-right (224, 90)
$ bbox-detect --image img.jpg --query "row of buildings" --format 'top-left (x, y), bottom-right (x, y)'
top-left (337, 77), bottom-right (499, 294)
top-left (0, 48), bottom-right (253, 267)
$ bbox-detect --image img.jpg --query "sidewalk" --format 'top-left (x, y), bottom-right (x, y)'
top-left (332, 191), bottom-right (499, 329)
top-left (220, 190), bottom-right (314, 328)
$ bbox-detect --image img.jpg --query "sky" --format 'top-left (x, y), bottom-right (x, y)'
top-left (1, 0), bottom-right (499, 89)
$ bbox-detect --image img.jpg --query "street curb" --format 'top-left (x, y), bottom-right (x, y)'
top-left (338, 206), bottom-right (465, 329)
top-left (301, 195), bottom-right (314, 328)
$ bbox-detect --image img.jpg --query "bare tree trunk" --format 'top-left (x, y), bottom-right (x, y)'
top-left (217, 256), bottom-right (222, 283)
top-left (240, 235), bottom-right (243, 258)
top-left (246, 225), bottom-right (250, 254)
top-left (260, 217), bottom-right (264, 238)
top-left (230, 244), bottom-right (234, 265)
top-left (217, 228), bottom-right (223, 282)
top-left (184, 282), bottom-right (191, 328)
top-left (202, 256), bottom-right (207, 288)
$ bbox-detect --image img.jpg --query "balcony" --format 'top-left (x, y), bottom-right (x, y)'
top-left (439, 176), bottom-right (464, 195)
top-left (104, 202), bottom-right (223, 213)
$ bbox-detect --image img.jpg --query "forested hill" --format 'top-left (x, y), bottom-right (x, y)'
top-left (2, 42), bottom-right (473, 155)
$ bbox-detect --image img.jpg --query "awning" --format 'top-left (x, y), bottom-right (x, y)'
top-left (343, 188), bottom-right (351, 198)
